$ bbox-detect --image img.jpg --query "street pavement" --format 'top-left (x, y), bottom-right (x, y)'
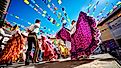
top-left (0, 53), bottom-right (121, 68)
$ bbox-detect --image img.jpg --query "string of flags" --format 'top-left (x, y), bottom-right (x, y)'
top-left (24, 0), bottom-right (60, 26)
top-left (86, 0), bottom-right (121, 23)
top-left (89, 1), bottom-right (100, 17)
top-left (6, 19), bottom-right (55, 34)
top-left (4, 0), bottom-right (121, 35)
top-left (96, 2), bottom-right (109, 18)
top-left (98, 1), bottom-right (121, 22)
top-left (41, 0), bottom-right (71, 23)
top-left (23, 0), bottom-right (71, 30)
top-left (6, 20), bottom-right (26, 29)
top-left (2, 11), bottom-right (32, 25)
top-left (1, 11), bottom-right (54, 34)
top-left (58, 0), bottom-right (62, 5)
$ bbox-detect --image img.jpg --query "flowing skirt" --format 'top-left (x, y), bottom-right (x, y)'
top-left (56, 11), bottom-right (100, 60)
top-left (0, 33), bottom-right (25, 64)
top-left (42, 41), bottom-right (57, 61)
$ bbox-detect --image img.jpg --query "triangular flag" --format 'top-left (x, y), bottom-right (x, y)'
top-left (109, 9), bottom-right (113, 13)
top-left (58, 0), bottom-right (62, 4)
top-left (31, 0), bottom-right (35, 3)
top-left (47, 4), bottom-right (51, 8)
top-left (54, 7), bottom-right (58, 10)
top-left (24, 0), bottom-right (29, 4)
top-left (29, 4), bottom-right (34, 8)
top-left (15, 16), bottom-right (19, 19)
top-left (56, 23), bottom-right (60, 27)
top-left (58, 12), bottom-right (61, 19)
top-left (52, 19), bottom-right (56, 24)
top-left (48, 0), bottom-right (51, 2)
top-left (43, 10), bottom-right (47, 14)
top-left (35, 4), bottom-right (39, 8)
top-left (117, 1), bottom-right (121, 6)
top-left (50, 18), bottom-right (54, 22)
top-left (67, 18), bottom-right (70, 22)
top-left (42, 14), bottom-right (46, 17)
top-left (28, 22), bottom-right (31, 25)
top-left (34, 8), bottom-right (38, 11)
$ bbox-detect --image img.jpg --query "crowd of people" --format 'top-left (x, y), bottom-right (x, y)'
top-left (0, 19), bottom-right (71, 65)
top-left (0, 11), bottom-right (100, 65)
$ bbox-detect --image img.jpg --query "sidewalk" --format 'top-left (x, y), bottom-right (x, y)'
top-left (75, 53), bottom-right (121, 68)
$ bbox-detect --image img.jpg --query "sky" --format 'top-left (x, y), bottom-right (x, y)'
top-left (6, 0), bottom-right (120, 35)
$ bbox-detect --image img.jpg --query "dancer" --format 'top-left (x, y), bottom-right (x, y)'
top-left (41, 35), bottom-right (57, 61)
top-left (25, 19), bottom-right (40, 65)
top-left (0, 23), bottom-right (11, 53)
top-left (56, 11), bottom-right (100, 60)
top-left (0, 25), bottom-right (25, 65)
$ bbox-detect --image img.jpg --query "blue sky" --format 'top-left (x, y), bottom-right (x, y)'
top-left (6, 0), bottom-right (120, 35)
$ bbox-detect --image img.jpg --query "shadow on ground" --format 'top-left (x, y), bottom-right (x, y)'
top-left (15, 59), bottom-right (95, 68)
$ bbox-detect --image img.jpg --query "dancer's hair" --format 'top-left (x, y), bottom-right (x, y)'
top-left (35, 19), bottom-right (41, 23)
top-left (71, 20), bottom-right (76, 25)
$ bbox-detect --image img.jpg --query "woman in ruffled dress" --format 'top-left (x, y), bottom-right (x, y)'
top-left (0, 25), bottom-right (26, 64)
top-left (41, 36), bottom-right (57, 61)
top-left (56, 11), bottom-right (100, 60)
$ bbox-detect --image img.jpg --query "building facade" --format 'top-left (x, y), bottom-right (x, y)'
top-left (98, 7), bottom-right (121, 48)
top-left (0, 0), bottom-right (11, 20)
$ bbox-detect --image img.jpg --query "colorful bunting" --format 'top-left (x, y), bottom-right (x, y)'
top-left (67, 18), bottom-right (70, 22)
top-left (31, 0), bottom-right (35, 3)
top-left (24, 0), bottom-right (30, 4)
top-left (29, 4), bottom-right (34, 8)
top-left (35, 4), bottom-right (39, 8)
top-left (34, 8), bottom-right (38, 11)
top-left (54, 7), bottom-right (58, 10)
top-left (15, 16), bottom-right (19, 19)
top-left (41, 0), bottom-right (70, 23)
top-left (47, 4), bottom-right (51, 8)
top-left (24, 0), bottom-right (58, 26)
top-left (3, 11), bottom-right (33, 28)
top-left (117, 1), bottom-right (121, 7)
top-left (43, 10), bottom-right (47, 14)
top-left (42, 14), bottom-right (46, 17)
top-left (93, 1), bottom-right (99, 12)
top-left (56, 23), bottom-right (60, 27)
top-left (7, 20), bottom-right (25, 29)
top-left (50, 18), bottom-right (54, 22)
top-left (109, 9), bottom-right (113, 13)
top-left (58, 0), bottom-right (62, 5)
top-left (28, 22), bottom-right (32, 25)
top-left (52, 19), bottom-right (56, 24)
top-left (58, 12), bottom-right (62, 19)
top-left (48, 0), bottom-right (51, 2)
top-left (96, 2), bottom-right (109, 18)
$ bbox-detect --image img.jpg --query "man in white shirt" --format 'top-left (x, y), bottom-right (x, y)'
top-left (25, 19), bottom-right (41, 65)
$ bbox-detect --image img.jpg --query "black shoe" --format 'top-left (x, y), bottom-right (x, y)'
top-left (25, 61), bottom-right (30, 65)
